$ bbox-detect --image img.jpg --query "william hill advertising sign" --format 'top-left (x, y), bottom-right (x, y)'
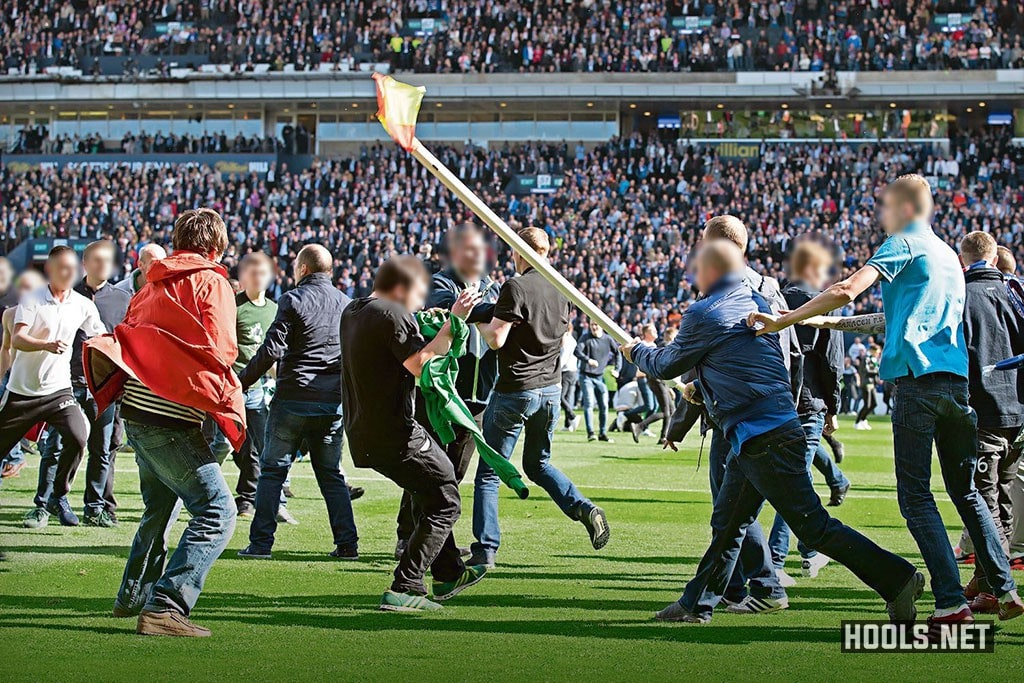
top-left (707, 141), bottom-right (761, 161)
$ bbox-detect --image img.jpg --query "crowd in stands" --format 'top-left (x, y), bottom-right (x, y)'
top-left (9, 125), bottom-right (279, 155)
top-left (2, 0), bottom-right (1022, 76)
top-left (2, 125), bottom-right (1021, 332)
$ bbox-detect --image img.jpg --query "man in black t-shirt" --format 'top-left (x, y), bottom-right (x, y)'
top-left (472, 228), bottom-right (610, 569)
top-left (341, 255), bottom-right (487, 613)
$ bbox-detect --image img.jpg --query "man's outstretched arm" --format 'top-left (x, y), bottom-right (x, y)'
top-left (747, 265), bottom-right (881, 335)
top-left (802, 312), bottom-right (887, 334)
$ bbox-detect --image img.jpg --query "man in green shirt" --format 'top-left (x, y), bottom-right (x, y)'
top-left (227, 252), bottom-right (278, 517)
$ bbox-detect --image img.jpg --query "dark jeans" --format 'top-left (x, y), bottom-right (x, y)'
top-left (680, 418), bottom-right (916, 619)
top-left (249, 402), bottom-right (357, 551)
top-left (115, 421), bottom-right (236, 616)
top-left (397, 397), bottom-right (483, 542)
top-left (374, 423), bottom-right (464, 594)
top-left (0, 388), bottom-right (89, 507)
top-left (235, 388), bottom-right (268, 506)
top-left (77, 387), bottom-right (122, 516)
top-left (892, 374), bottom-right (1015, 608)
top-left (473, 384), bottom-right (592, 555)
top-left (707, 428), bottom-right (783, 606)
top-left (816, 434), bottom-right (849, 489)
top-left (580, 374), bottom-right (609, 437)
top-left (560, 370), bottom-right (577, 427)
top-left (769, 413), bottom-right (825, 566)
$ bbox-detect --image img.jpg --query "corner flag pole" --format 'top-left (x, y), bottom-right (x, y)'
top-left (407, 138), bottom-right (633, 346)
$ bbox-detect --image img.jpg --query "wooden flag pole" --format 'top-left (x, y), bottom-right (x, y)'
top-left (409, 138), bottom-right (634, 346)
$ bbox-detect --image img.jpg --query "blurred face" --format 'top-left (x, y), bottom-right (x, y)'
top-left (451, 231), bottom-right (487, 280)
top-left (83, 247), bottom-right (115, 283)
top-left (45, 252), bottom-right (79, 290)
top-left (391, 277), bottom-right (429, 313)
top-left (0, 261), bottom-right (12, 294)
top-left (589, 321), bottom-right (603, 338)
top-left (241, 260), bottom-right (274, 294)
top-left (879, 191), bottom-right (917, 235)
top-left (17, 271), bottom-right (44, 294)
top-left (695, 258), bottom-right (723, 294)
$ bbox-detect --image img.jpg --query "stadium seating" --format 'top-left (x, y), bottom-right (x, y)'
top-left (1, 1), bottom-right (1021, 78)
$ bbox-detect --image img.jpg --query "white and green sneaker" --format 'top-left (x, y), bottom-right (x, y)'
top-left (22, 507), bottom-right (49, 529)
top-left (379, 590), bottom-right (443, 613)
top-left (432, 565), bottom-right (487, 602)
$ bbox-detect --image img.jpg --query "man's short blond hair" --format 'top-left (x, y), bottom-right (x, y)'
top-left (884, 174), bottom-right (933, 215)
top-left (996, 246), bottom-right (1016, 275)
top-left (518, 227), bottom-right (551, 256)
top-left (702, 215), bottom-right (748, 253)
top-left (959, 231), bottom-right (997, 265)
top-left (173, 208), bottom-right (228, 255)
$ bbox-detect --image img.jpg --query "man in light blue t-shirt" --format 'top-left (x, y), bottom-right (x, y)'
top-left (749, 174), bottom-right (1021, 626)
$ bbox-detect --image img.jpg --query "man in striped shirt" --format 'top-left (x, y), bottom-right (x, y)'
top-left (85, 209), bottom-right (245, 638)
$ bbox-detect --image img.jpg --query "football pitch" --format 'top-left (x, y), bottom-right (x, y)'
top-left (0, 415), bottom-right (1019, 681)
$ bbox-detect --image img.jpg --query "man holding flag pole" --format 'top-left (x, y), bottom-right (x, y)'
top-left (372, 74), bottom-right (613, 569)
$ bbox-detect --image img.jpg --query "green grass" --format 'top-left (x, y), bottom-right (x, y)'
top-left (0, 415), bottom-right (1020, 681)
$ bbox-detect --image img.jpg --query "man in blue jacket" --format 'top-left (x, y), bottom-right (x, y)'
top-left (623, 239), bottom-right (923, 624)
top-left (236, 244), bottom-right (359, 561)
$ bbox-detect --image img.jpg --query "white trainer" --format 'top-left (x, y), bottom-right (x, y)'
top-left (801, 553), bottom-right (831, 578)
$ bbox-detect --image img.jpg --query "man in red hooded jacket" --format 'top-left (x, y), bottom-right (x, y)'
top-left (85, 208), bottom-right (245, 638)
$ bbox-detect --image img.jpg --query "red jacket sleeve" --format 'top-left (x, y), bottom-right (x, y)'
top-left (196, 272), bottom-right (239, 369)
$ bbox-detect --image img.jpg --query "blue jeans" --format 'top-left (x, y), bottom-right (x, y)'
top-left (813, 441), bottom-right (849, 490)
top-left (115, 422), bottom-right (236, 616)
top-left (707, 428), bottom-right (783, 605)
top-left (580, 374), bottom-right (609, 437)
top-left (680, 418), bottom-right (916, 619)
top-left (249, 402), bottom-right (357, 551)
top-left (769, 413), bottom-right (824, 567)
top-left (892, 374), bottom-right (1015, 608)
top-left (473, 384), bottom-right (592, 555)
top-left (33, 426), bottom-right (61, 508)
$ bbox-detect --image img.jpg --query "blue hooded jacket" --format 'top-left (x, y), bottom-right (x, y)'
top-left (632, 272), bottom-right (797, 452)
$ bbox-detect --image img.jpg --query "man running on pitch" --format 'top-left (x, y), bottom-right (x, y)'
top-left (5, 246), bottom-right (106, 529)
top-left (341, 255), bottom-right (487, 612)
top-left (623, 239), bottom-right (924, 624)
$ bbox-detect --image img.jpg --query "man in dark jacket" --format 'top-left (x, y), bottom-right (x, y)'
top-left (768, 241), bottom-right (851, 585)
top-left (957, 231), bottom-right (1024, 611)
top-left (237, 244), bottom-right (359, 561)
top-left (395, 224), bottom-right (499, 558)
top-left (575, 319), bottom-right (620, 442)
top-left (623, 239), bottom-right (923, 624)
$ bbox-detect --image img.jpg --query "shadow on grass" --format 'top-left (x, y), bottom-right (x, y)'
top-left (0, 592), bottom-right (841, 645)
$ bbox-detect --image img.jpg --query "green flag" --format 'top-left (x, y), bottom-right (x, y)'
top-left (415, 310), bottom-right (529, 499)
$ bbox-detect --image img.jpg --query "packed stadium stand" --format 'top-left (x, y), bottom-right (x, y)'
top-left (2, 1), bottom-right (1022, 76)
top-left (1, 1), bottom-right (1022, 335)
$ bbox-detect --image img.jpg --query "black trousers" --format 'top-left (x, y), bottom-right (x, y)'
top-left (0, 388), bottom-right (89, 504)
top-left (396, 396), bottom-right (483, 541)
top-left (374, 423), bottom-right (464, 594)
top-left (856, 383), bottom-right (877, 422)
top-left (639, 377), bottom-right (676, 440)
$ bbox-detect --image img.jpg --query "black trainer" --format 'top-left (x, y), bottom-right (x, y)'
top-left (46, 497), bottom-right (80, 527)
top-left (597, 434), bottom-right (614, 443)
top-left (238, 545), bottom-right (272, 560)
top-left (581, 506), bottom-right (611, 550)
top-left (828, 483), bottom-right (851, 507)
top-left (347, 485), bottom-right (365, 501)
top-left (887, 571), bottom-right (925, 623)
top-left (329, 544), bottom-right (359, 561)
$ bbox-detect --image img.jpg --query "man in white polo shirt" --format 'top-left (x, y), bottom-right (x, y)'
top-left (1, 246), bottom-right (106, 529)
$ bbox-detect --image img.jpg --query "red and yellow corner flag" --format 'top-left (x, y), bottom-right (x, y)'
top-left (372, 72), bottom-right (425, 151)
